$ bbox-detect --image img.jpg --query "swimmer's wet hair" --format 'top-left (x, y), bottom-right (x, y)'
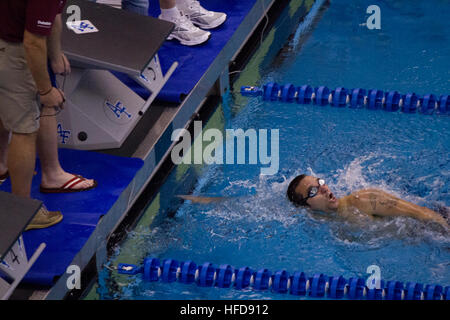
top-left (287, 174), bottom-right (308, 207)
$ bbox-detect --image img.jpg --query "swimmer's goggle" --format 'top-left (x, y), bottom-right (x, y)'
top-left (303, 178), bottom-right (325, 204)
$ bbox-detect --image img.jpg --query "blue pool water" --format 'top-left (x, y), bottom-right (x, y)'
top-left (100, 0), bottom-right (449, 299)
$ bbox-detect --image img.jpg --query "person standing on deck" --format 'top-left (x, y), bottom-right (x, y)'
top-left (0, 0), bottom-right (71, 230)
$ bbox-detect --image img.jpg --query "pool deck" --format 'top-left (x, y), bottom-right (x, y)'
top-left (28, 0), bottom-right (278, 300)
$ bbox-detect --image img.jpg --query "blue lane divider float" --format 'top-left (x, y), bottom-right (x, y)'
top-left (117, 257), bottom-right (449, 300)
top-left (240, 83), bottom-right (450, 115)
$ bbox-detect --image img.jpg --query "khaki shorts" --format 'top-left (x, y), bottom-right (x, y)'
top-left (0, 38), bottom-right (40, 134)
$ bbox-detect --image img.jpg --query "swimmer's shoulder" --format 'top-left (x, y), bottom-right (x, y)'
top-left (338, 190), bottom-right (381, 214)
top-left (340, 191), bottom-right (367, 205)
top-left (337, 194), bottom-right (354, 214)
top-left (349, 188), bottom-right (393, 201)
top-left (352, 188), bottom-right (385, 195)
top-left (337, 195), bottom-right (369, 221)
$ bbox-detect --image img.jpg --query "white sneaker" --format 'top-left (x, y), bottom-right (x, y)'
top-left (159, 12), bottom-right (211, 46)
top-left (178, 1), bottom-right (227, 30)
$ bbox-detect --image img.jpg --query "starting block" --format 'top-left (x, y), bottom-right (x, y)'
top-left (0, 192), bottom-right (46, 300)
top-left (56, 0), bottom-right (176, 150)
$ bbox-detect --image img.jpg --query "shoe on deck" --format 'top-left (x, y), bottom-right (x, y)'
top-left (25, 206), bottom-right (63, 231)
top-left (159, 13), bottom-right (211, 46)
top-left (179, 0), bottom-right (227, 30)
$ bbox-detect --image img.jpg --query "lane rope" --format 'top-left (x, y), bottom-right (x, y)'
top-left (240, 83), bottom-right (450, 115)
top-left (117, 257), bottom-right (449, 300)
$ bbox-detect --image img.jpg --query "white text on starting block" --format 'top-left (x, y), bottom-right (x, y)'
top-left (66, 20), bottom-right (99, 34)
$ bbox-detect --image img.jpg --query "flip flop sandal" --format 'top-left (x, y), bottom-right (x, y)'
top-left (40, 174), bottom-right (98, 193)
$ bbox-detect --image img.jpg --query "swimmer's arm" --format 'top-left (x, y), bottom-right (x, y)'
top-left (349, 189), bottom-right (448, 227)
top-left (177, 195), bottom-right (227, 204)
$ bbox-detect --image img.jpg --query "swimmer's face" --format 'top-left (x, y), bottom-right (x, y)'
top-left (295, 175), bottom-right (338, 212)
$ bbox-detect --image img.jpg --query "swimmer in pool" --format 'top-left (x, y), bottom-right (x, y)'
top-left (286, 174), bottom-right (448, 228)
top-left (178, 174), bottom-right (448, 228)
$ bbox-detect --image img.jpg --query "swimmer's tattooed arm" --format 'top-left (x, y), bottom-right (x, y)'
top-left (378, 198), bottom-right (397, 209)
top-left (349, 189), bottom-right (448, 228)
top-left (369, 193), bottom-right (377, 211)
top-left (364, 191), bottom-right (398, 213)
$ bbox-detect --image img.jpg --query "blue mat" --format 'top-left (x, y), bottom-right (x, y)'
top-left (114, 0), bottom-right (258, 103)
top-left (0, 149), bottom-right (143, 285)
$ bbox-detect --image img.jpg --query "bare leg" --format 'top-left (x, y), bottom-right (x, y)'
top-left (0, 119), bottom-right (9, 175)
top-left (121, 0), bottom-right (149, 15)
top-left (159, 0), bottom-right (176, 9)
top-left (9, 132), bottom-right (37, 198)
top-left (37, 110), bottom-right (94, 190)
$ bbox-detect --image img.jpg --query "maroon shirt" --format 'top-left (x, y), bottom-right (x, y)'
top-left (0, 0), bottom-right (66, 43)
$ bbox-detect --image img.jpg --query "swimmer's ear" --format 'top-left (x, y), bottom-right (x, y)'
top-left (176, 195), bottom-right (226, 204)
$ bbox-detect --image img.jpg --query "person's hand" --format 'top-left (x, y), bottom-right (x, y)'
top-left (50, 53), bottom-right (71, 75)
top-left (39, 87), bottom-right (66, 110)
